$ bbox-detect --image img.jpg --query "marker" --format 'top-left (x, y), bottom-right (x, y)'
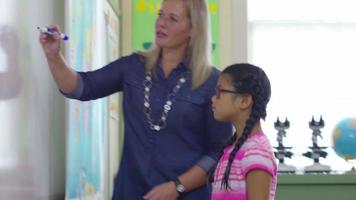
top-left (37, 26), bottom-right (69, 40)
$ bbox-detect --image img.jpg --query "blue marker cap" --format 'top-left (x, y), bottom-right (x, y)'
top-left (37, 26), bottom-right (69, 40)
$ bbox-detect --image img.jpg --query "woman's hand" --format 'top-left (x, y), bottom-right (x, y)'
top-left (143, 181), bottom-right (179, 200)
top-left (39, 24), bottom-right (62, 59)
top-left (38, 24), bottom-right (77, 94)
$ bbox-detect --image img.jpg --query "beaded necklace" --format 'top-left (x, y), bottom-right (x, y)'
top-left (143, 71), bottom-right (189, 131)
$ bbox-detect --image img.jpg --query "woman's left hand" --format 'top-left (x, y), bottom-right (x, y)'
top-left (143, 181), bottom-right (179, 200)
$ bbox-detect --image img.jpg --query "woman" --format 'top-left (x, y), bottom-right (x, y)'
top-left (39, 0), bottom-right (232, 199)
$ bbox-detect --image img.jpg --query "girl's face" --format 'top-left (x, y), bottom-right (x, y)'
top-left (155, 0), bottom-right (192, 50)
top-left (212, 74), bottom-right (241, 122)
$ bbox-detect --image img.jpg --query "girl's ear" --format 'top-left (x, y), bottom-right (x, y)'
top-left (240, 94), bottom-right (253, 110)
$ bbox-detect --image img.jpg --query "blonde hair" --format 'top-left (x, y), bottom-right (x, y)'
top-left (139, 0), bottom-right (212, 89)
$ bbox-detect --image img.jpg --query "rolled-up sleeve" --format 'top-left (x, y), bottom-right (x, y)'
top-left (60, 54), bottom-right (135, 101)
top-left (195, 69), bottom-right (233, 172)
top-left (60, 74), bottom-right (84, 99)
top-left (196, 100), bottom-right (232, 172)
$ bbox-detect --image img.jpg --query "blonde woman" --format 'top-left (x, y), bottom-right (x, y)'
top-left (39, 0), bottom-right (232, 199)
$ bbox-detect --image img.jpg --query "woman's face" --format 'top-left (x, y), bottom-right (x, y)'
top-left (155, 0), bottom-right (192, 50)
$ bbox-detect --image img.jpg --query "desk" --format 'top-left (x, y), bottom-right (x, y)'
top-left (276, 174), bottom-right (356, 200)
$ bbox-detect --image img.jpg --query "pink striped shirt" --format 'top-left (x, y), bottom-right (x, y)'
top-left (212, 131), bottom-right (277, 200)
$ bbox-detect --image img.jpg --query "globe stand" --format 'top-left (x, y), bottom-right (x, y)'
top-left (274, 118), bottom-right (296, 173)
top-left (303, 116), bottom-right (331, 173)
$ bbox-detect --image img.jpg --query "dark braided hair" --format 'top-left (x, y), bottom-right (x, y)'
top-left (219, 63), bottom-right (271, 190)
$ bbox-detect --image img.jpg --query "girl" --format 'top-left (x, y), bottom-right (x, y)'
top-left (211, 63), bottom-right (277, 200)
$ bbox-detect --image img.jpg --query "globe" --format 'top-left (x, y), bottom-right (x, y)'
top-left (332, 118), bottom-right (356, 161)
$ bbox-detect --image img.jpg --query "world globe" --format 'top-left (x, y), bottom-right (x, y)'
top-left (332, 118), bottom-right (356, 161)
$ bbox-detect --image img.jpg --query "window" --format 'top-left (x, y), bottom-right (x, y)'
top-left (248, 0), bottom-right (356, 172)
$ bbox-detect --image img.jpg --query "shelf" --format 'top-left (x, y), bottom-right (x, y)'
top-left (278, 173), bottom-right (356, 185)
top-left (276, 174), bottom-right (356, 200)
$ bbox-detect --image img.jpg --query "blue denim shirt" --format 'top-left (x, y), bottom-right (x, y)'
top-left (64, 53), bottom-right (232, 199)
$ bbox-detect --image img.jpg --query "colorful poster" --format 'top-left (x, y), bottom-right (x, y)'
top-left (209, 0), bottom-right (219, 65)
top-left (66, 0), bottom-right (106, 199)
top-left (132, 0), bottom-right (220, 65)
top-left (104, 0), bottom-right (120, 120)
top-left (104, 2), bottom-right (120, 62)
top-left (107, 0), bottom-right (120, 15)
top-left (104, 1), bottom-right (122, 197)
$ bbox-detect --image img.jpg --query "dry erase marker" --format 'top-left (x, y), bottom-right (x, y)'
top-left (37, 26), bottom-right (69, 40)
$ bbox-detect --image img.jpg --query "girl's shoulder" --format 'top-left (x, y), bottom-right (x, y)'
top-left (240, 132), bottom-right (274, 156)
top-left (246, 131), bottom-right (272, 146)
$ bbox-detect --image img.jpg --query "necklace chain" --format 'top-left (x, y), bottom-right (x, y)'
top-left (143, 72), bottom-right (189, 131)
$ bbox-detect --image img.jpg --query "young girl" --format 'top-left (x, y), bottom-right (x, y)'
top-left (211, 63), bottom-right (277, 200)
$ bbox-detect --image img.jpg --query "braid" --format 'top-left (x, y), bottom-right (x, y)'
top-left (208, 134), bottom-right (236, 183)
top-left (252, 68), bottom-right (269, 120)
top-left (220, 105), bottom-right (260, 189)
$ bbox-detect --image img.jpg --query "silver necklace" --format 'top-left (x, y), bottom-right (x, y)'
top-left (143, 71), bottom-right (189, 131)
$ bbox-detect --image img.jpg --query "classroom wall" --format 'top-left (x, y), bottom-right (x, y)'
top-left (0, 0), bottom-right (66, 199)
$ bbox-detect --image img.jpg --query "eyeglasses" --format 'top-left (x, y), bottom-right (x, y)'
top-left (215, 87), bottom-right (240, 99)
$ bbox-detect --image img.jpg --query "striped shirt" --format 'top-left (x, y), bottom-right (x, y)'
top-left (212, 131), bottom-right (277, 200)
